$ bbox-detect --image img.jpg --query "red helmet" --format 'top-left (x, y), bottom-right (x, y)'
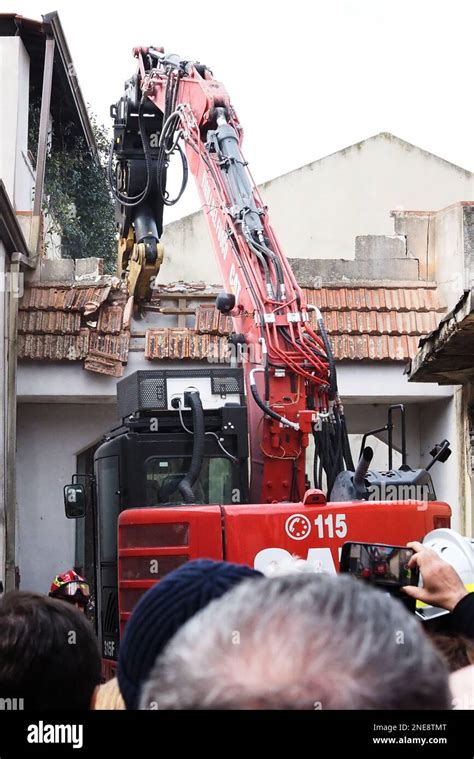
top-left (49, 569), bottom-right (91, 607)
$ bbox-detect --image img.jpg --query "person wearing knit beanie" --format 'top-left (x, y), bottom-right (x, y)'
top-left (118, 559), bottom-right (262, 709)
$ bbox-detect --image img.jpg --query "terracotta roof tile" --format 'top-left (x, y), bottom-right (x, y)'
top-left (194, 305), bottom-right (233, 335)
top-left (145, 328), bottom-right (229, 361)
top-left (88, 331), bottom-right (130, 363)
top-left (97, 305), bottom-right (124, 334)
top-left (17, 330), bottom-right (89, 360)
top-left (18, 310), bottom-right (81, 335)
top-left (195, 305), bottom-right (219, 334)
top-left (146, 286), bottom-right (443, 362)
top-left (301, 287), bottom-right (444, 314)
top-left (329, 334), bottom-right (420, 361)
top-left (309, 307), bottom-right (438, 340)
top-left (123, 296), bottom-right (134, 329)
top-left (20, 285), bottom-right (111, 312)
top-left (423, 289), bottom-right (440, 311)
top-left (189, 332), bottom-right (210, 360)
top-left (409, 335), bottom-right (422, 356)
top-left (84, 355), bottom-right (124, 377)
top-left (168, 329), bottom-right (189, 360)
top-left (145, 329), bottom-right (169, 360)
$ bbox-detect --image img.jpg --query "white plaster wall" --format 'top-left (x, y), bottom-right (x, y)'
top-left (159, 134), bottom-right (474, 284)
top-left (14, 40), bottom-right (32, 212)
top-left (17, 356), bottom-right (456, 406)
top-left (16, 352), bottom-right (213, 403)
top-left (160, 209), bottom-right (221, 285)
top-left (344, 403), bottom-right (420, 469)
top-left (336, 362), bottom-right (454, 403)
top-left (260, 136), bottom-right (474, 262)
top-left (348, 434), bottom-right (402, 471)
top-left (0, 38), bottom-right (21, 199)
top-left (0, 37), bottom-right (33, 211)
top-left (16, 403), bottom-right (118, 593)
top-left (420, 397), bottom-right (461, 531)
top-left (430, 204), bottom-right (466, 312)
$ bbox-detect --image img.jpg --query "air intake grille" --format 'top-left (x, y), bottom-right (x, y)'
top-left (117, 368), bottom-right (244, 418)
top-left (211, 375), bottom-right (241, 395)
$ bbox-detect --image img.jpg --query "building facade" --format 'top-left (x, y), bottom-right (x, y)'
top-left (407, 201), bottom-right (474, 538)
top-left (0, 11), bottom-right (95, 591)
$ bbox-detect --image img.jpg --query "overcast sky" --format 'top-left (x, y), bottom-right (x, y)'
top-left (10, 0), bottom-right (474, 220)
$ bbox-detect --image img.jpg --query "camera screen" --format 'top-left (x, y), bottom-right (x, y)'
top-left (346, 544), bottom-right (415, 586)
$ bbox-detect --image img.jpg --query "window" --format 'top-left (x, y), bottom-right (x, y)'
top-left (144, 456), bottom-right (233, 506)
top-left (75, 444), bottom-right (99, 583)
top-left (97, 457), bottom-right (120, 562)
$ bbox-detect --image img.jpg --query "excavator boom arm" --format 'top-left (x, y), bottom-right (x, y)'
top-left (109, 47), bottom-right (353, 502)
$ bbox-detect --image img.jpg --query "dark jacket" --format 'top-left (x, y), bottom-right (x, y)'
top-left (448, 593), bottom-right (474, 639)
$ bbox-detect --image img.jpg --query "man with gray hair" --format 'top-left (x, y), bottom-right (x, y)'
top-left (140, 573), bottom-right (450, 710)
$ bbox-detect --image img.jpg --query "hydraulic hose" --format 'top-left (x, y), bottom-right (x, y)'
top-left (353, 446), bottom-right (374, 498)
top-left (108, 98), bottom-right (153, 208)
top-left (178, 390), bottom-right (205, 504)
top-left (312, 306), bottom-right (337, 400)
top-left (340, 412), bottom-right (355, 471)
top-left (250, 368), bottom-right (299, 431)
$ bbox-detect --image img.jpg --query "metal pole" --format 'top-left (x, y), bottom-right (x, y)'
top-left (30, 36), bottom-right (55, 256)
top-left (5, 256), bottom-right (20, 591)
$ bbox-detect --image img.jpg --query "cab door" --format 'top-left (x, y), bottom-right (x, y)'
top-left (95, 455), bottom-right (121, 663)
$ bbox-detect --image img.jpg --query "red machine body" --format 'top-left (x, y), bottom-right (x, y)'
top-left (117, 498), bottom-right (451, 629)
top-left (96, 497), bottom-right (451, 679)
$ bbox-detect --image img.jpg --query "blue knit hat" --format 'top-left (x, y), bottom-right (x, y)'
top-left (117, 559), bottom-right (262, 709)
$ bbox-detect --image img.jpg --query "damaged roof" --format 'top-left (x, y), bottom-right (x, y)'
top-left (407, 289), bottom-right (474, 384)
top-left (182, 285), bottom-right (442, 362)
top-left (19, 278), bottom-right (131, 377)
top-left (18, 280), bottom-right (445, 371)
top-left (20, 283), bottom-right (111, 313)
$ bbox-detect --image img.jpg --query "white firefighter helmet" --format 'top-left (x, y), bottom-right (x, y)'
top-left (422, 528), bottom-right (474, 587)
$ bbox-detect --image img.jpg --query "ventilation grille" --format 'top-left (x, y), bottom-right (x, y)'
top-left (211, 375), bottom-right (241, 395)
top-left (117, 369), bottom-right (244, 418)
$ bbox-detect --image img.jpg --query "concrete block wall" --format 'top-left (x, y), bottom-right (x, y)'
top-left (290, 233), bottom-right (419, 287)
top-left (393, 203), bottom-right (474, 312)
top-left (27, 257), bottom-right (104, 284)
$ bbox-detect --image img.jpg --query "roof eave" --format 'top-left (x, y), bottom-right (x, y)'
top-left (407, 290), bottom-right (474, 384)
top-left (42, 11), bottom-right (97, 155)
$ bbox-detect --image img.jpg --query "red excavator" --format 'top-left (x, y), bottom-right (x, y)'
top-left (64, 46), bottom-right (452, 677)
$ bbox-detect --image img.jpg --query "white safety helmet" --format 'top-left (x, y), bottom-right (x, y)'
top-left (422, 528), bottom-right (474, 587)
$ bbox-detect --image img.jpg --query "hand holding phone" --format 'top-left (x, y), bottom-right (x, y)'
top-left (401, 541), bottom-right (468, 611)
top-left (340, 542), bottom-right (420, 613)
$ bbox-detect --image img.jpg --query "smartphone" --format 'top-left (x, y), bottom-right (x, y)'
top-left (340, 542), bottom-right (419, 600)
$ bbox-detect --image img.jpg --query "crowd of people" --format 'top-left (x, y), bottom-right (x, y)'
top-left (1, 542), bottom-right (474, 710)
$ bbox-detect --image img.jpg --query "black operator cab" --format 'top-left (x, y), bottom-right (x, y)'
top-left (64, 368), bottom-right (249, 664)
